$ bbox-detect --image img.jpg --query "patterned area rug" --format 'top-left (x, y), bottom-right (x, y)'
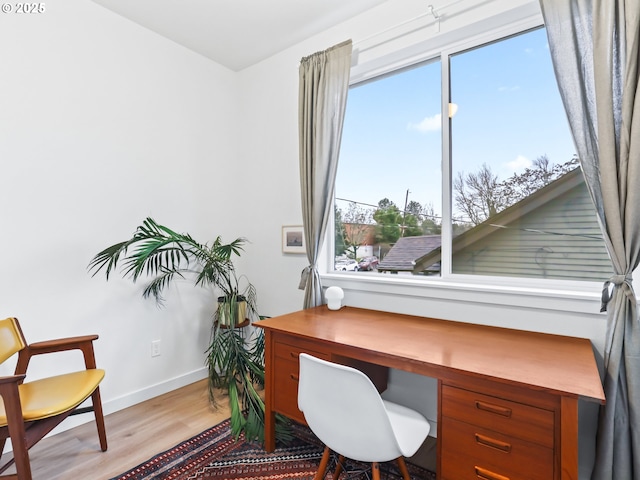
top-left (110, 419), bottom-right (436, 479)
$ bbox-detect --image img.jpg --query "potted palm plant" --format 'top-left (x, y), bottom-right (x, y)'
top-left (88, 217), bottom-right (288, 442)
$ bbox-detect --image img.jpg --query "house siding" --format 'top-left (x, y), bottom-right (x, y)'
top-left (452, 182), bottom-right (611, 281)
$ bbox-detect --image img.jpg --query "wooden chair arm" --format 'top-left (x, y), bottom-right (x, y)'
top-left (27, 335), bottom-right (99, 354)
top-left (15, 335), bottom-right (100, 375)
top-left (0, 375), bottom-right (26, 385)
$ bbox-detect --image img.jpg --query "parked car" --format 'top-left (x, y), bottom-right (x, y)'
top-left (357, 256), bottom-right (379, 271)
top-left (335, 259), bottom-right (358, 271)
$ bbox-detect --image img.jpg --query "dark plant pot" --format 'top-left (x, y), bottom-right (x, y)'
top-left (217, 295), bottom-right (247, 326)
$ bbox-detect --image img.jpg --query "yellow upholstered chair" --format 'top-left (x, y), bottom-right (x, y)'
top-left (0, 317), bottom-right (107, 479)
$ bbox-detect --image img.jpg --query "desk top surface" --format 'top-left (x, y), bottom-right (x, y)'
top-left (256, 305), bottom-right (605, 403)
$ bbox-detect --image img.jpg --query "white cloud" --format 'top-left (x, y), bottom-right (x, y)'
top-left (506, 155), bottom-right (531, 172)
top-left (408, 113), bottom-right (442, 133)
top-left (498, 85), bottom-right (521, 92)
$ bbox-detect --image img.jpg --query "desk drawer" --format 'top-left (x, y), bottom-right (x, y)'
top-left (274, 341), bottom-right (330, 365)
top-left (441, 417), bottom-right (553, 480)
top-left (272, 341), bottom-right (329, 422)
top-left (442, 385), bottom-right (554, 448)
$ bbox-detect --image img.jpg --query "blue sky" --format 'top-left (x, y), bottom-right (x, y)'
top-left (336, 27), bottom-right (576, 221)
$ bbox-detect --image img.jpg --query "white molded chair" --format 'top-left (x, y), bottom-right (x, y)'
top-left (298, 353), bottom-right (430, 480)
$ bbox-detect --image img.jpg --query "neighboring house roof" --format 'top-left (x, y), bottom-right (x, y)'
top-left (377, 235), bottom-right (441, 273)
top-left (413, 168), bottom-right (611, 281)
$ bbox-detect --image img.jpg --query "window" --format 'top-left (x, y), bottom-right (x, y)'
top-left (333, 26), bottom-right (610, 283)
top-left (335, 60), bottom-right (442, 275)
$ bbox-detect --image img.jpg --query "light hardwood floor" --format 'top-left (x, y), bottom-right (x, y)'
top-left (1, 379), bottom-right (230, 480)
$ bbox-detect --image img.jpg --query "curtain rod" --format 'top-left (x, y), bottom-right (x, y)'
top-left (354, 7), bottom-right (438, 47)
top-left (354, 0), bottom-right (484, 48)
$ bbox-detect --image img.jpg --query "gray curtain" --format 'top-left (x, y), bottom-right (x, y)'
top-left (298, 40), bottom-right (352, 308)
top-left (539, 1), bottom-right (640, 478)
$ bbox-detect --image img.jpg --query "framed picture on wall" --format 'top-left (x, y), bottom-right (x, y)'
top-left (282, 226), bottom-right (305, 254)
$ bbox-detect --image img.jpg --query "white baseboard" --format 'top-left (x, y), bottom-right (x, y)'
top-left (102, 366), bottom-right (209, 417)
top-left (3, 367), bottom-right (209, 452)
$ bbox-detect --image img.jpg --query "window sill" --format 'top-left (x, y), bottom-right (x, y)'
top-left (320, 272), bottom-right (604, 315)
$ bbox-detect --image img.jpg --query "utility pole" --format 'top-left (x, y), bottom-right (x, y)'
top-left (401, 189), bottom-right (410, 237)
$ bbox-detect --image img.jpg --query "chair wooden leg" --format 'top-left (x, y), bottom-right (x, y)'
top-left (396, 456), bottom-right (411, 480)
top-left (333, 454), bottom-right (345, 479)
top-left (0, 383), bottom-right (31, 480)
top-left (91, 387), bottom-right (108, 451)
top-left (0, 437), bottom-right (7, 466)
top-left (314, 446), bottom-right (331, 480)
top-left (8, 424), bottom-right (31, 480)
top-left (372, 462), bottom-right (381, 480)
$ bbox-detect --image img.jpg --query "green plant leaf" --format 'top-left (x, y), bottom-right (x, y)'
top-left (88, 217), bottom-right (275, 442)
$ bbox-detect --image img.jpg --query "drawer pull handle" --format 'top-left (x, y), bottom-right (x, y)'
top-left (474, 433), bottom-right (512, 453)
top-left (474, 466), bottom-right (510, 480)
top-left (290, 374), bottom-right (299, 381)
top-left (290, 352), bottom-right (298, 358)
top-left (475, 401), bottom-right (512, 417)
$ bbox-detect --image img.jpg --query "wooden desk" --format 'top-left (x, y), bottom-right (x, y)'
top-left (256, 306), bottom-right (605, 480)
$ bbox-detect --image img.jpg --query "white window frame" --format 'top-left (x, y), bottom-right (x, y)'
top-left (320, 4), bottom-right (604, 315)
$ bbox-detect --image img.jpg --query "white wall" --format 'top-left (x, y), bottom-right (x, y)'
top-left (0, 0), bottom-right (240, 423)
top-left (0, 1), bottom-right (607, 478)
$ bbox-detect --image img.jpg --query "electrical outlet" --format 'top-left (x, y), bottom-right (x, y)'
top-left (151, 340), bottom-right (161, 357)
